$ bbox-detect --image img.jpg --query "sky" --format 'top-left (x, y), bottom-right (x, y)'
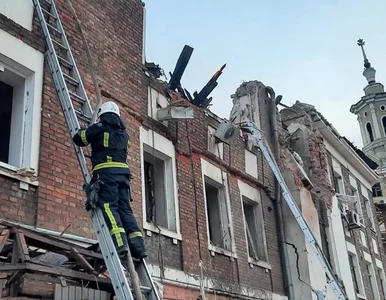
top-left (145, 0), bottom-right (386, 148)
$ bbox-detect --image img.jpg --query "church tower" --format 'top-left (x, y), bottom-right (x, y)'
top-left (350, 39), bottom-right (386, 172)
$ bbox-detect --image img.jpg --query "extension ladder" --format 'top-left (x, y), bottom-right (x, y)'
top-left (32, 0), bottom-right (160, 299)
top-left (240, 122), bottom-right (346, 300)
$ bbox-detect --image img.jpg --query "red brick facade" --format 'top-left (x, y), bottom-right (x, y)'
top-left (0, 1), bottom-right (286, 298)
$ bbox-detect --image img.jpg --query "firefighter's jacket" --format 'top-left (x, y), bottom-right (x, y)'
top-left (72, 113), bottom-right (130, 175)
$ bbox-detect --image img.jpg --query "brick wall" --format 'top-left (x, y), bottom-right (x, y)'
top-left (1, 3), bottom-right (285, 299)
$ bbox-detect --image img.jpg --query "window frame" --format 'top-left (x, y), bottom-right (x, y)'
top-left (0, 31), bottom-right (44, 175)
top-left (140, 127), bottom-right (181, 241)
top-left (331, 158), bottom-right (345, 195)
top-left (362, 185), bottom-right (375, 230)
top-left (238, 179), bottom-right (270, 269)
top-left (201, 158), bottom-right (236, 258)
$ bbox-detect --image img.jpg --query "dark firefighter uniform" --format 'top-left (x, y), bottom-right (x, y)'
top-left (73, 112), bottom-right (147, 260)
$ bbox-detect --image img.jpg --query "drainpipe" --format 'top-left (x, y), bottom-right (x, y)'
top-left (267, 87), bottom-right (295, 300)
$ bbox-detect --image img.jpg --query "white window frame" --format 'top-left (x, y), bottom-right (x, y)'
top-left (362, 185), bottom-right (375, 230)
top-left (347, 242), bottom-right (366, 298)
top-left (372, 238), bottom-right (379, 255)
top-left (147, 87), bottom-right (169, 122)
top-left (208, 125), bottom-right (223, 159)
top-left (140, 127), bottom-right (181, 241)
top-left (238, 180), bottom-right (269, 269)
top-left (376, 259), bottom-right (386, 299)
top-left (201, 158), bottom-right (236, 258)
top-left (349, 175), bottom-right (364, 225)
top-left (332, 158), bottom-right (345, 195)
top-left (360, 231), bottom-right (367, 247)
top-left (363, 251), bottom-right (380, 300)
top-left (244, 150), bottom-right (258, 179)
top-left (0, 30), bottom-right (44, 176)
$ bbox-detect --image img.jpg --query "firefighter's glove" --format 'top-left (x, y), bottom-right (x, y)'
top-left (83, 179), bottom-right (104, 211)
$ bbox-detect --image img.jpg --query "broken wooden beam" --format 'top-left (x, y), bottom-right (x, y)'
top-left (69, 248), bottom-right (98, 276)
top-left (14, 230), bottom-right (30, 262)
top-left (0, 229), bottom-right (10, 254)
top-left (0, 263), bottom-right (112, 290)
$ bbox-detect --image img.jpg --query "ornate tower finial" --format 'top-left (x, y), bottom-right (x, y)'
top-left (357, 38), bottom-right (371, 68)
top-left (357, 38), bottom-right (376, 84)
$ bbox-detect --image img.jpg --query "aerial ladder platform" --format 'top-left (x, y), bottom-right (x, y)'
top-left (32, 0), bottom-right (160, 299)
top-left (236, 121), bottom-right (347, 300)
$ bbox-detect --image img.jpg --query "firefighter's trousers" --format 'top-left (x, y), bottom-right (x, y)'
top-left (95, 173), bottom-right (146, 259)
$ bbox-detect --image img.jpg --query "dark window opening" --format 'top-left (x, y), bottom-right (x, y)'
top-left (0, 81), bottom-right (13, 164)
top-left (367, 122), bottom-right (374, 142)
top-left (144, 152), bottom-right (167, 228)
top-left (205, 180), bottom-right (231, 250)
top-left (243, 200), bottom-right (266, 261)
top-left (349, 254), bottom-right (359, 294)
top-left (383, 117), bottom-right (386, 135)
top-left (373, 183), bottom-right (383, 197)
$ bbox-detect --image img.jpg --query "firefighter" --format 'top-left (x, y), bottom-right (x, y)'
top-left (72, 101), bottom-right (147, 262)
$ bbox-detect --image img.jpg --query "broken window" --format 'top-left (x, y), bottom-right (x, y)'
top-left (333, 172), bottom-right (344, 194)
top-left (205, 179), bottom-right (231, 251)
top-left (367, 122), bottom-right (374, 142)
top-left (373, 183), bottom-right (383, 197)
top-left (363, 190), bottom-right (375, 229)
top-left (143, 148), bottom-right (176, 232)
top-left (208, 126), bottom-right (224, 159)
top-left (349, 254), bottom-right (360, 294)
top-left (243, 198), bottom-right (266, 261)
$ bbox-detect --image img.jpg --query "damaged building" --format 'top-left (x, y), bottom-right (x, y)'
top-left (0, 1), bottom-right (386, 300)
top-left (280, 101), bottom-right (386, 299)
top-left (0, 1), bottom-right (286, 299)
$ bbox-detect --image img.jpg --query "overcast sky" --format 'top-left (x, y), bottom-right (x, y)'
top-left (145, 0), bottom-right (386, 149)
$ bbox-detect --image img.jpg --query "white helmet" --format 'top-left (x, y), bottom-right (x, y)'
top-left (97, 101), bottom-right (120, 118)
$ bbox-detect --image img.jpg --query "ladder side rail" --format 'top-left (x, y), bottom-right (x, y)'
top-left (137, 260), bottom-right (161, 300)
top-left (49, 1), bottom-right (93, 118)
top-left (250, 127), bottom-right (346, 300)
top-left (33, 0), bottom-right (90, 181)
top-left (46, 54), bottom-right (91, 182)
top-left (92, 209), bottom-right (134, 299)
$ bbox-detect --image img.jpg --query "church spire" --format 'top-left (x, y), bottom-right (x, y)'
top-left (357, 38), bottom-right (376, 84)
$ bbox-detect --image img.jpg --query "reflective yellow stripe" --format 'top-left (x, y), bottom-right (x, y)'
top-left (128, 231), bottom-right (143, 239)
top-left (80, 130), bottom-right (89, 146)
top-left (107, 156), bottom-right (112, 162)
top-left (103, 132), bottom-right (109, 147)
top-left (104, 203), bottom-right (123, 247)
top-left (110, 227), bottom-right (125, 235)
top-left (93, 162), bottom-right (129, 171)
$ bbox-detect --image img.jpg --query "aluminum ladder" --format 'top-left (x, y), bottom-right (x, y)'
top-left (32, 0), bottom-right (160, 299)
top-left (240, 122), bottom-right (346, 300)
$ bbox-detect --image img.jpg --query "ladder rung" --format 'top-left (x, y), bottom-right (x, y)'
top-left (58, 55), bottom-right (73, 69)
top-left (63, 73), bottom-right (79, 86)
top-left (47, 23), bottom-right (62, 35)
top-left (139, 286), bottom-right (152, 294)
top-left (69, 91), bottom-right (85, 104)
top-left (41, 8), bottom-right (57, 19)
top-left (52, 39), bottom-right (67, 50)
top-left (75, 109), bottom-right (91, 123)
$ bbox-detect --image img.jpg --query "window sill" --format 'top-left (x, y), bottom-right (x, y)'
top-left (248, 257), bottom-right (271, 270)
top-left (208, 244), bottom-right (237, 259)
top-left (357, 294), bottom-right (366, 300)
top-left (143, 222), bottom-right (182, 241)
top-left (0, 163), bottom-right (38, 187)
